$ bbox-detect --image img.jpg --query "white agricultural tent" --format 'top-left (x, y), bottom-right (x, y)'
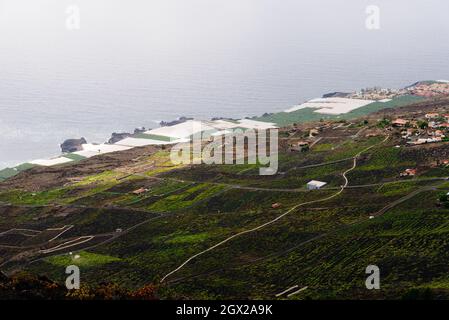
top-left (144, 120), bottom-right (216, 140)
top-left (211, 130), bottom-right (233, 137)
top-left (115, 119), bottom-right (278, 147)
top-left (237, 119), bottom-right (278, 129)
top-left (25, 119), bottom-right (280, 169)
top-left (115, 137), bottom-right (186, 147)
top-left (285, 97), bottom-right (375, 115)
top-left (73, 143), bottom-right (132, 158)
top-left (30, 157), bottom-right (73, 166)
top-left (208, 120), bottom-right (241, 130)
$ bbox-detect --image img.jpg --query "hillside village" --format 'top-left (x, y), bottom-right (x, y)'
top-left (280, 97), bottom-right (449, 196)
top-left (392, 112), bottom-right (449, 145)
top-left (351, 81), bottom-right (449, 100)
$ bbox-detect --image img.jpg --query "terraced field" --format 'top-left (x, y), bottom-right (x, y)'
top-left (1, 122), bottom-right (449, 299)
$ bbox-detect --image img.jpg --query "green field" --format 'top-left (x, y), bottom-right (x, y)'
top-left (0, 163), bottom-right (36, 182)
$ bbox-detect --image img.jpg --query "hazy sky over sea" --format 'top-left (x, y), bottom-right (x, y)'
top-left (1, 0), bottom-right (449, 167)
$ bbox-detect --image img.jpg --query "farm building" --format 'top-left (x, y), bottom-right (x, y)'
top-left (306, 180), bottom-right (327, 190)
top-left (309, 129), bottom-right (319, 137)
top-left (400, 169), bottom-right (417, 177)
top-left (132, 188), bottom-right (148, 195)
top-left (392, 119), bottom-right (408, 127)
top-left (289, 141), bottom-right (309, 152)
top-left (425, 113), bottom-right (439, 119)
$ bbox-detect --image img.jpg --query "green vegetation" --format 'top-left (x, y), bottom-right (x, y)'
top-left (3, 111), bottom-right (449, 300)
top-left (418, 120), bottom-right (429, 129)
top-left (0, 163), bottom-right (36, 182)
top-left (63, 153), bottom-right (87, 161)
top-left (46, 251), bottom-right (121, 268)
top-left (377, 118), bottom-right (391, 128)
top-left (325, 136), bottom-right (384, 161)
top-left (0, 168), bottom-right (18, 181)
top-left (339, 95), bottom-right (425, 120)
top-left (255, 107), bottom-right (334, 127)
top-left (147, 183), bottom-right (227, 212)
top-left (0, 188), bottom-right (69, 206)
top-left (134, 133), bottom-right (174, 142)
top-left (74, 170), bottom-right (121, 186)
top-left (376, 181), bottom-right (420, 196)
top-left (312, 143), bottom-right (334, 152)
top-left (14, 163), bottom-right (36, 171)
top-left (163, 232), bottom-right (210, 244)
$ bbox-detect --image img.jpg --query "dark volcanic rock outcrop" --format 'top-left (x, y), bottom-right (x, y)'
top-left (108, 128), bottom-right (146, 144)
top-left (134, 127), bottom-right (146, 134)
top-left (60, 138), bottom-right (87, 153)
top-left (160, 116), bottom-right (193, 127)
top-left (108, 132), bottom-right (131, 144)
top-left (211, 117), bottom-right (238, 121)
top-left (322, 92), bottom-right (351, 98)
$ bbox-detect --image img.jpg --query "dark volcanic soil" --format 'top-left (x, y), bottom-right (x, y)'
top-left (369, 97), bottom-right (449, 119)
top-left (0, 145), bottom-right (160, 192)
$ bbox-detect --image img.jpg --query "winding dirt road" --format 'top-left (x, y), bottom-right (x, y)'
top-left (160, 136), bottom-right (390, 282)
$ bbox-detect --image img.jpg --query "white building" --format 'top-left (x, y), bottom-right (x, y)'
top-left (306, 180), bottom-right (327, 190)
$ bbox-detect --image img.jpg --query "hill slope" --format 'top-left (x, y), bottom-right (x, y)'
top-left (2, 103), bottom-right (449, 299)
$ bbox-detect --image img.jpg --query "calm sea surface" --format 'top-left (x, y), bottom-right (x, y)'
top-left (1, 0), bottom-right (449, 168)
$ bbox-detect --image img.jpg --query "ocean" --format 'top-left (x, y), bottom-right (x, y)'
top-left (1, 0), bottom-right (449, 168)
